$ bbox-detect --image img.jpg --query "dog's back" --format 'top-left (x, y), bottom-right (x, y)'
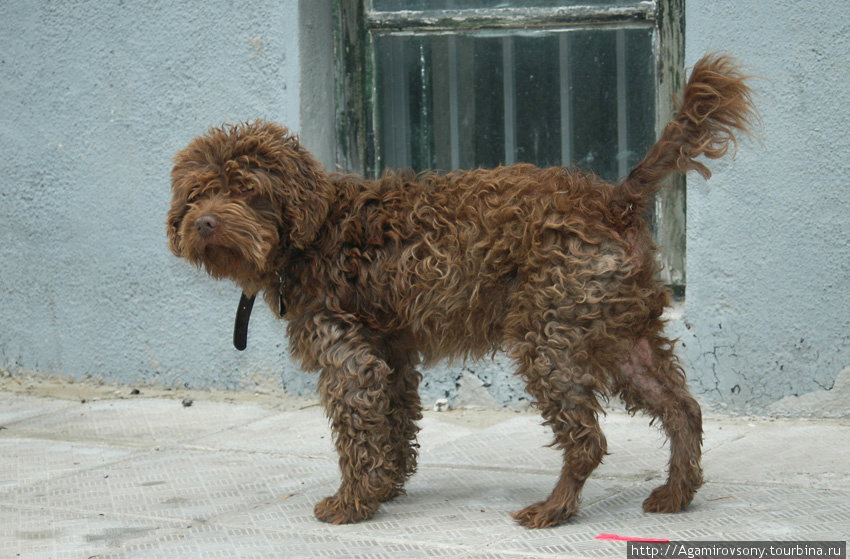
top-left (312, 54), bottom-right (758, 367)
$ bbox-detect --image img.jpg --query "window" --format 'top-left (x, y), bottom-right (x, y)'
top-left (335, 0), bottom-right (685, 292)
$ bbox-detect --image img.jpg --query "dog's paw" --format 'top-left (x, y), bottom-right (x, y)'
top-left (379, 484), bottom-right (406, 502)
top-left (642, 483), bottom-right (693, 514)
top-left (314, 494), bottom-right (379, 524)
top-left (512, 500), bottom-right (577, 529)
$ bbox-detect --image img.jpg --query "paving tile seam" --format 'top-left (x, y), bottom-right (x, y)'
top-left (1, 399), bottom-right (284, 446)
top-left (0, 417), bottom-right (250, 448)
top-left (1, 430), bottom-right (180, 451)
top-left (4, 502), bottom-right (575, 559)
top-left (179, 442), bottom-right (336, 463)
top-left (580, 486), bottom-right (658, 512)
top-left (0, 442), bottom-right (154, 496)
top-left (2, 432), bottom-right (334, 463)
top-left (418, 463), bottom-right (561, 477)
top-left (700, 480), bottom-right (850, 498)
top-left (701, 433), bottom-right (751, 456)
top-left (417, 463), bottom-right (666, 485)
top-left (304, 529), bottom-right (572, 559)
top-left (2, 501), bottom-right (196, 528)
top-left (184, 411), bottom-right (302, 444)
top-left (0, 401), bottom-right (79, 428)
top-left (1, 433), bottom-right (250, 462)
top-left (584, 473), bottom-right (664, 483)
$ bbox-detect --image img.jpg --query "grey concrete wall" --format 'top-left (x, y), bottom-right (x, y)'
top-left (0, 1), bottom-right (307, 391)
top-left (669, 0), bottom-right (850, 415)
top-left (1, 1), bottom-right (848, 415)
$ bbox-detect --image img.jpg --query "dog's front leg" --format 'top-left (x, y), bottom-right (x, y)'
top-left (310, 319), bottom-right (397, 524)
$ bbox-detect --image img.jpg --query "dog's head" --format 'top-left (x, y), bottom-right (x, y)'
top-left (167, 121), bottom-right (331, 291)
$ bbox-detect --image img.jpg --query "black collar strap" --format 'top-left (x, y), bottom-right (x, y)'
top-left (275, 271), bottom-right (287, 318)
top-left (233, 292), bottom-right (256, 351)
top-left (232, 275), bottom-right (286, 351)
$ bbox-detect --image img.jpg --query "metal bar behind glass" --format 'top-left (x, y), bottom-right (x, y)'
top-left (384, 40), bottom-right (411, 168)
top-left (502, 36), bottom-right (516, 165)
top-left (616, 28), bottom-right (627, 179)
top-left (559, 33), bottom-right (572, 167)
top-left (448, 36), bottom-right (461, 169)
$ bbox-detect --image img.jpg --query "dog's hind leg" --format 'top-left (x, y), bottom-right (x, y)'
top-left (615, 335), bottom-right (704, 513)
top-left (381, 344), bottom-right (423, 500)
top-left (509, 330), bottom-right (608, 528)
top-left (306, 317), bottom-right (401, 524)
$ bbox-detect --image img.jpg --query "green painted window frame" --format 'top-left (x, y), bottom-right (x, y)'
top-left (333, 0), bottom-right (686, 293)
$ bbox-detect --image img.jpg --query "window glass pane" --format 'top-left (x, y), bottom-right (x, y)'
top-left (375, 27), bottom-right (655, 181)
top-left (371, 1), bottom-right (640, 11)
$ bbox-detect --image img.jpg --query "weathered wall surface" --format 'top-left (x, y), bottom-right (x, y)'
top-left (1, 1), bottom-right (847, 415)
top-left (0, 1), bottom-right (307, 392)
top-left (672, 0), bottom-right (850, 414)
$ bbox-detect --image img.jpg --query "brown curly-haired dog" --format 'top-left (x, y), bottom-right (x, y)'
top-left (167, 54), bottom-right (757, 528)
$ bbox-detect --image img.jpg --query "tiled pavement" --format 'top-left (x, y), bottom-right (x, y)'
top-left (1, 391), bottom-right (848, 558)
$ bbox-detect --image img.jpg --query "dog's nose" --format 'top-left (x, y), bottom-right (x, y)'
top-left (195, 215), bottom-right (220, 237)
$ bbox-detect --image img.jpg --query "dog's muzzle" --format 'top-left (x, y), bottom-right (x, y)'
top-left (195, 215), bottom-right (220, 238)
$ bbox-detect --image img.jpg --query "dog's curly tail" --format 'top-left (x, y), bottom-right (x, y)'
top-left (617, 54), bottom-right (759, 205)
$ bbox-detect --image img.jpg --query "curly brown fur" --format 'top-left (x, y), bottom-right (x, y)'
top-left (167, 54), bottom-right (758, 528)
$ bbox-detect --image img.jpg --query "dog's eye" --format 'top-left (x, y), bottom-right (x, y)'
top-left (239, 184), bottom-right (255, 194)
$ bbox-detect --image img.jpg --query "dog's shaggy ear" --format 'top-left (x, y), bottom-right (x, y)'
top-left (166, 149), bottom-right (206, 257)
top-left (262, 125), bottom-right (332, 249)
top-left (166, 158), bottom-right (194, 257)
top-left (280, 147), bottom-right (332, 249)
top-left (165, 198), bottom-right (186, 256)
